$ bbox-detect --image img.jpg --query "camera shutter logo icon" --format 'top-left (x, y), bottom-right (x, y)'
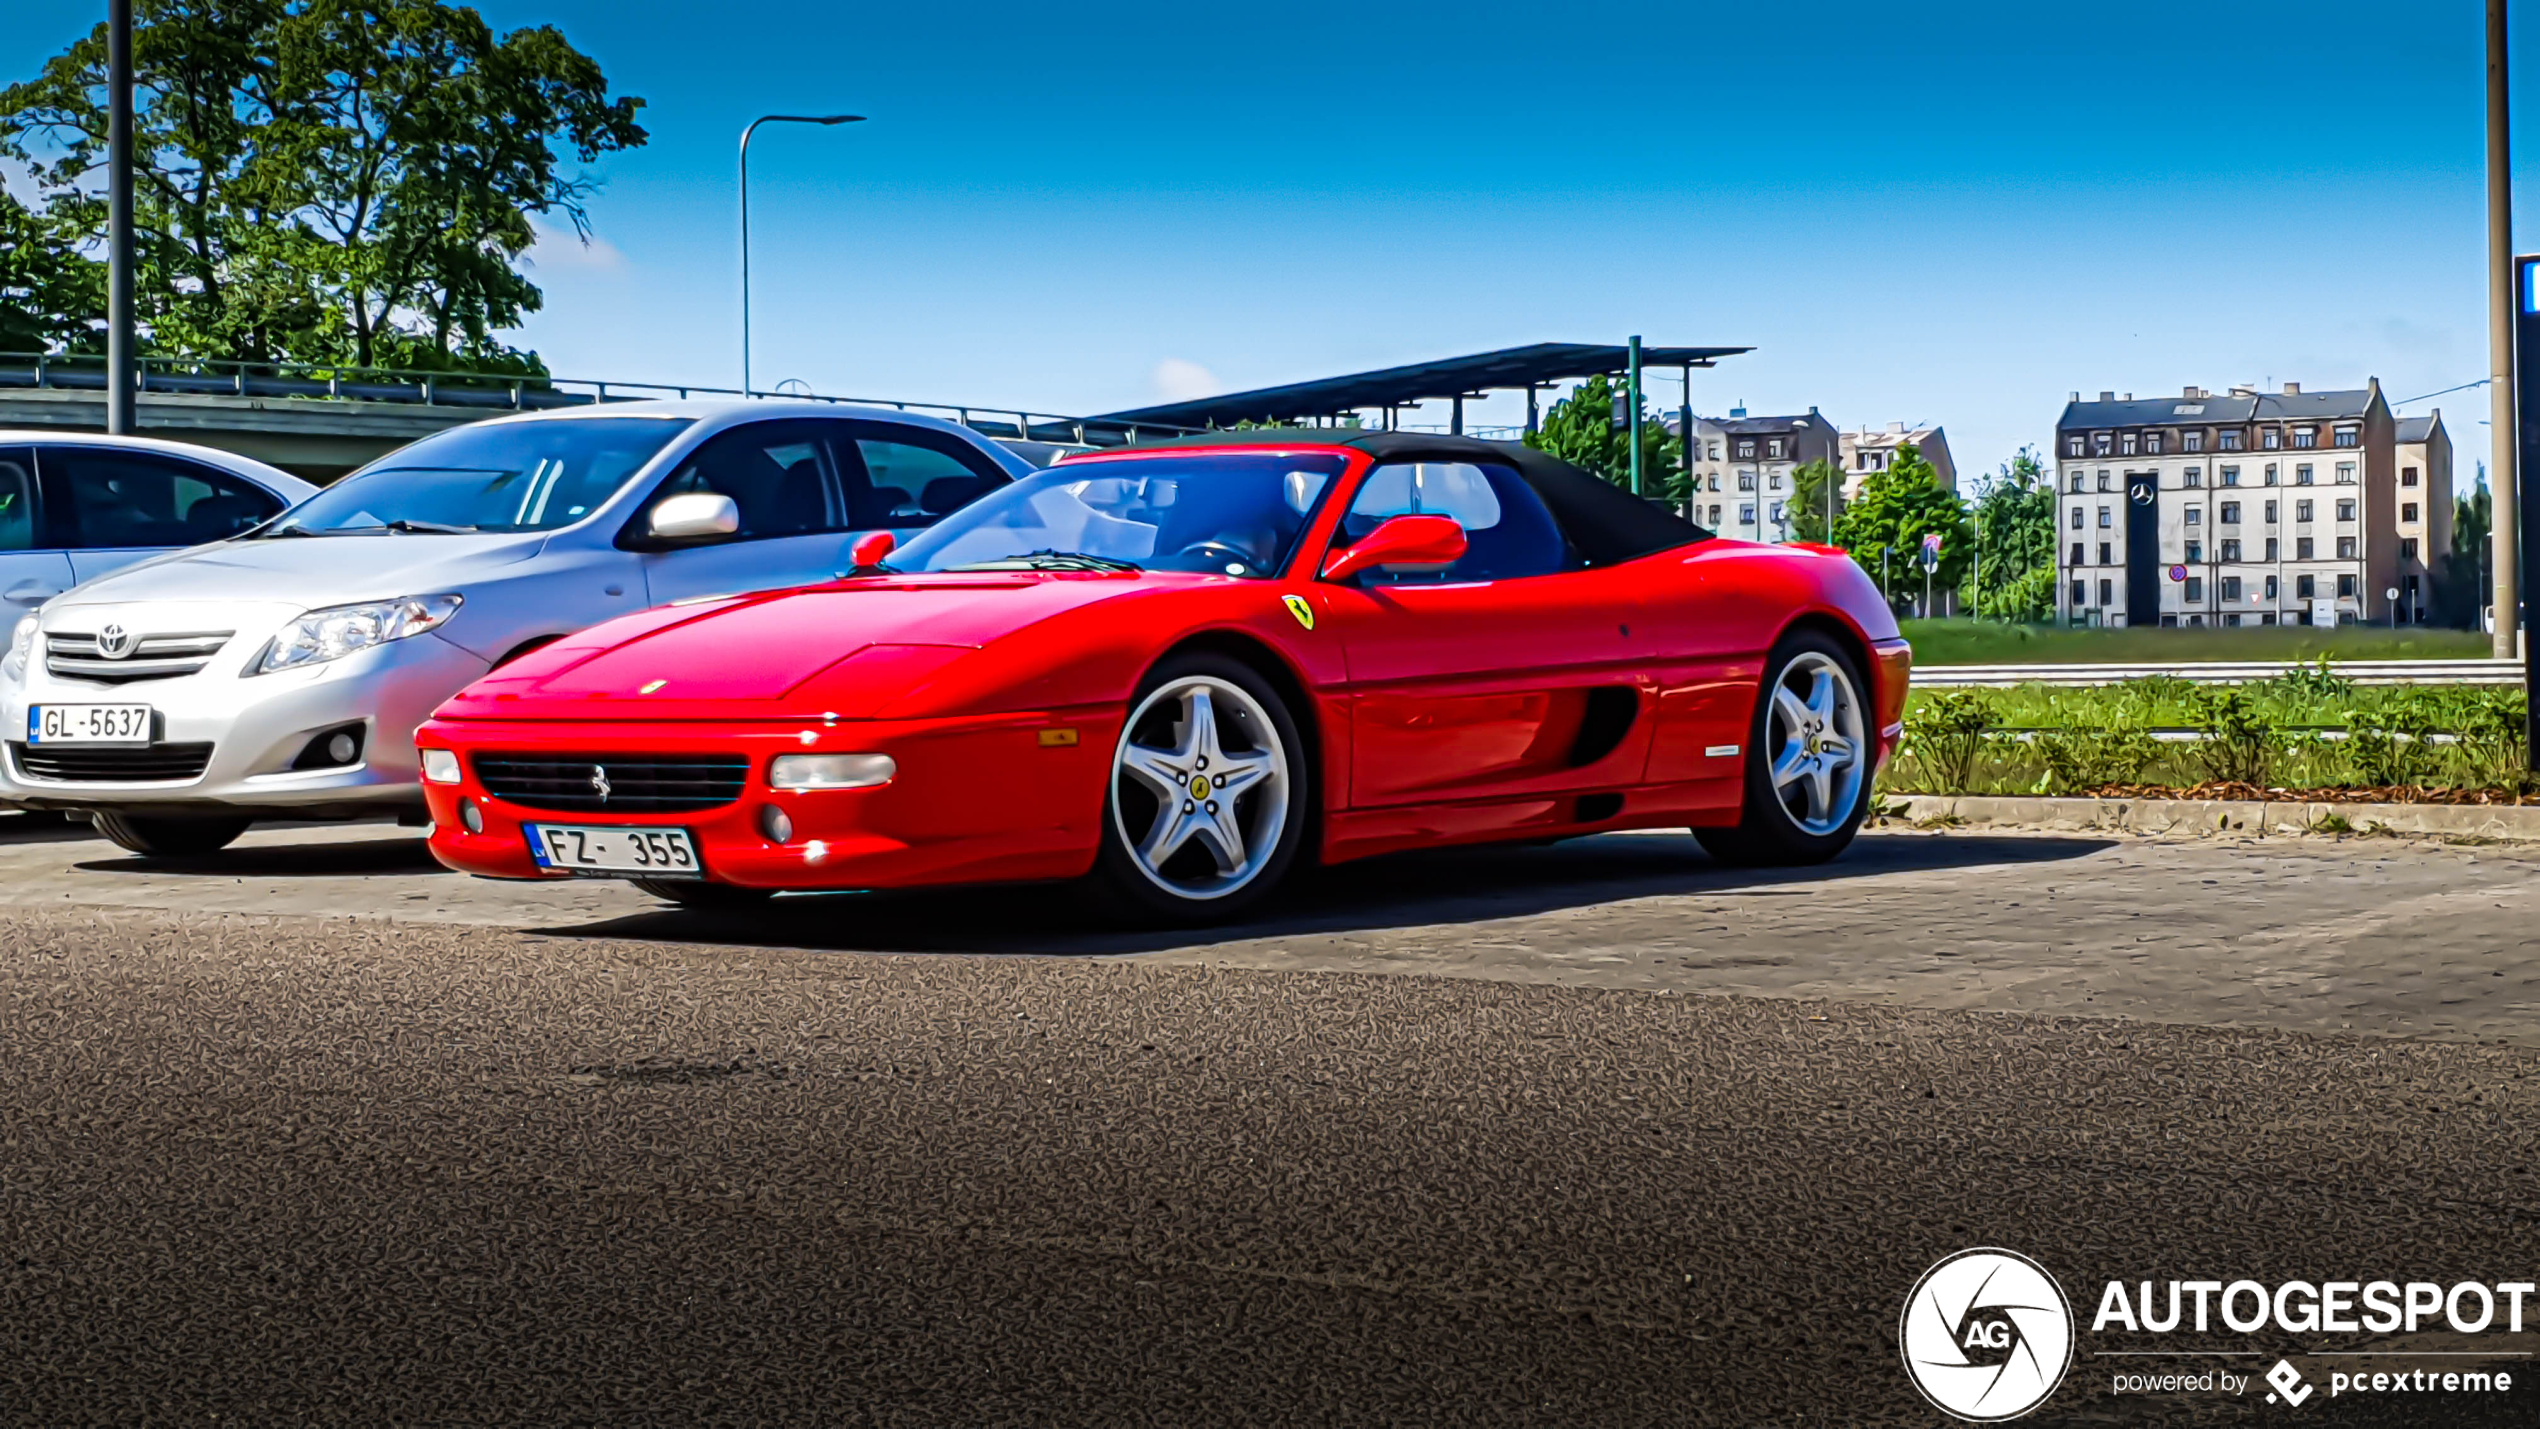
top-left (1899, 1248), bottom-right (2074, 1421)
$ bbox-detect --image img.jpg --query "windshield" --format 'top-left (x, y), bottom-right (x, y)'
top-left (262, 415), bottom-right (695, 536)
top-left (888, 452), bottom-right (1347, 579)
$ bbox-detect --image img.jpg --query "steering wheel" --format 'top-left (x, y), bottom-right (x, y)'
top-left (1172, 540), bottom-right (1257, 573)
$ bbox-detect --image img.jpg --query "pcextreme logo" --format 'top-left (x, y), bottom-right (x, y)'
top-left (1900, 1248), bottom-right (2076, 1421)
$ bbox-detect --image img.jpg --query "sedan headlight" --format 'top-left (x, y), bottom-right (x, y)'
top-left (4, 614), bottom-right (35, 680)
top-left (768, 753), bottom-right (896, 790)
top-left (252, 595), bottom-right (462, 675)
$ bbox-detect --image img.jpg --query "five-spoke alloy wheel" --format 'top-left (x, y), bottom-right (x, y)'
top-left (1095, 653), bottom-right (1309, 922)
top-left (1695, 629), bottom-right (1873, 866)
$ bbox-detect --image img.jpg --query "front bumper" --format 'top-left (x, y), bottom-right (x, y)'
top-left (419, 708), bottom-right (1116, 892)
top-left (0, 633), bottom-right (493, 816)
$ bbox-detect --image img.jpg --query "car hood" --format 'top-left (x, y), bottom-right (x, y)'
top-left (52, 531), bottom-right (549, 613)
top-left (442, 571), bottom-right (1156, 720)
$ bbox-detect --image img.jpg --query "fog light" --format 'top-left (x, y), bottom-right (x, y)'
top-left (759, 804), bottom-right (794, 843)
top-left (768, 752), bottom-right (895, 790)
top-left (421, 748), bottom-right (462, 784)
top-left (459, 798), bottom-right (483, 834)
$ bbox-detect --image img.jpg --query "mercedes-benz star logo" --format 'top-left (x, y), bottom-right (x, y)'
top-left (96, 623), bottom-right (135, 660)
top-left (588, 765), bottom-right (612, 804)
top-left (1900, 1248), bottom-right (2074, 1422)
top-left (2130, 486), bottom-right (2155, 506)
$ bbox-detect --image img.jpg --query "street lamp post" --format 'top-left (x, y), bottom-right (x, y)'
top-left (740, 113), bottom-right (864, 396)
top-left (106, 0), bottom-right (135, 435)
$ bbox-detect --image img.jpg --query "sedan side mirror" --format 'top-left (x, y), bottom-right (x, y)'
top-left (1319, 514), bottom-right (1467, 583)
top-left (645, 491), bottom-right (742, 544)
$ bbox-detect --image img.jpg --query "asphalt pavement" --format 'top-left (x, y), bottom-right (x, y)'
top-left (3, 817), bottom-right (2538, 1425)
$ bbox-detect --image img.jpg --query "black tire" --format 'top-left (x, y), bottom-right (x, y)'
top-left (91, 812), bottom-right (254, 858)
top-left (631, 878), bottom-right (775, 908)
top-left (1694, 629), bottom-right (1874, 868)
top-left (1089, 652), bottom-right (1312, 925)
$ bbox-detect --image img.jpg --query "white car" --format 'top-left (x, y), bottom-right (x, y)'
top-left (0, 401), bottom-right (1035, 855)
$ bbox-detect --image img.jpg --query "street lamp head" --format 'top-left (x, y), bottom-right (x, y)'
top-left (816, 114), bottom-right (866, 125)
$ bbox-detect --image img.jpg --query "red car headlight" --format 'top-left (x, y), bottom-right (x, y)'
top-left (768, 753), bottom-right (895, 790)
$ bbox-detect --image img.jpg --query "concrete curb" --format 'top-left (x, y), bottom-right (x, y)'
top-left (1890, 793), bottom-right (2540, 841)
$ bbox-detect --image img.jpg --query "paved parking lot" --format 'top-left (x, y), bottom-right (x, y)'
top-left (4, 817), bottom-right (2538, 1424)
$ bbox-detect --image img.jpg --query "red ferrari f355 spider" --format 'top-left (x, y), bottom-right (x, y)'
top-left (418, 431), bottom-right (1911, 921)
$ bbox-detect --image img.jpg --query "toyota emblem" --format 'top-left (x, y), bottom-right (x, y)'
top-left (97, 624), bottom-right (135, 660)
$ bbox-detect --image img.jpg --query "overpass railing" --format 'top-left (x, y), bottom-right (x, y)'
top-left (0, 351), bottom-right (1200, 449)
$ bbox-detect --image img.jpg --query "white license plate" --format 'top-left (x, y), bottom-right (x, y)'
top-left (29, 704), bottom-right (153, 746)
top-left (526, 823), bottom-right (703, 878)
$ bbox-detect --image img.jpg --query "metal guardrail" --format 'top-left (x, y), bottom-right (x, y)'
top-left (1916, 659), bottom-right (2524, 688)
top-left (0, 351), bottom-right (1204, 448)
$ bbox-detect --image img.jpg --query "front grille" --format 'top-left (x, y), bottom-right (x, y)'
top-left (474, 754), bottom-right (750, 813)
top-left (10, 741), bottom-right (215, 783)
top-left (45, 630), bottom-right (235, 684)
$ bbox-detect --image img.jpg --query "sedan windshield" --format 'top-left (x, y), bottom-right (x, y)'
top-left (262, 415), bottom-right (695, 536)
top-left (888, 452), bottom-right (1347, 579)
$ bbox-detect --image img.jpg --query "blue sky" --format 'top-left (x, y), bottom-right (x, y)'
top-left (2, 1), bottom-right (2526, 483)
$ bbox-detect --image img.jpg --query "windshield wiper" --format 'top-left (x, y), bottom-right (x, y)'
top-left (380, 519), bottom-right (478, 534)
top-left (946, 550), bottom-right (1142, 573)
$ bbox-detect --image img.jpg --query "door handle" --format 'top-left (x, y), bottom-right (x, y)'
top-left (4, 583), bottom-right (61, 601)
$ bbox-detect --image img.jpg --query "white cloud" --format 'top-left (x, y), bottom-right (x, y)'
top-left (522, 217), bottom-right (626, 273)
top-left (1150, 356), bottom-right (1219, 401)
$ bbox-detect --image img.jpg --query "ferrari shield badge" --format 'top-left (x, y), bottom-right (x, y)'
top-left (1282, 594), bottom-right (1315, 631)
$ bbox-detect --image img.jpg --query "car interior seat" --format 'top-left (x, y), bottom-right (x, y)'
top-left (919, 475), bottom-right (992, 520)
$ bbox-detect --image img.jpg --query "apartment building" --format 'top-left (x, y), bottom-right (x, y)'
top-left (1837, 423), bottom-right (1955, 501)
top-left (1680, 407), bottom-right (1839, 541)
top-left (2054, 380), bottom-right (2402, 627)
top-left (2393, 411), bottom-right (2455, 625)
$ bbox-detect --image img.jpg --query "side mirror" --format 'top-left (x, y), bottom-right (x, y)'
top-left (847, 530), bottom-right (896, 571)
top-left (645, 491), bottom-right (741, 544)
top-left (1319, 514), bottom-right (1467, 583)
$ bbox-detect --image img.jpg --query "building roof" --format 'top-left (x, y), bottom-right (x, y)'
top-left (1093, 342), bottom-right (1752, 429)
top-left (2058, 386), bottom-right (2378, 431)
top-left (2395, 412), bottom-right (2442, 443)
top-left (1845, 424), bottom-right (1942, 449)
top-left (1700, 412), bottom-right (1828, 436)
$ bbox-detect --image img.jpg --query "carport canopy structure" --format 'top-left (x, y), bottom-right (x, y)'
top-left (1094, 341), bottom-right (1752, 436)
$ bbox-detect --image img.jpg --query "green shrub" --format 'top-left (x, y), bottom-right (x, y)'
top-left (2188, 687), bottom-right (2276, 786)
top-left (2345, 687), bottom-right (2442, 788)
top-left (2033, 726), bottom-right (2159, 794)
top-left (2448, 688), bottom-right (2532, 793)
top-left (1903, 690), bottom-right (1994, 792)
top-left (2270, 654), bottom-right (2354, 701)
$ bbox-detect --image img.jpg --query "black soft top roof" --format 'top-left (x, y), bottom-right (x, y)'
top-left (1106, 429), bottom-right (1712, 565)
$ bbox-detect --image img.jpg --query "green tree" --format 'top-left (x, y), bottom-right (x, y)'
top-left (1832, 441), bottom-right (1971, 612)
top-left (1786, 457), bottom-right (1844, 543)
top-left (0, 187), bottom-right (102, 352)
top-left (1524, 374), bottom-right (1682, 496)
top-left (0, 0), bottom-right (645, 372)
top-left (2436, 466), bottom-right (2494, 629)
top-left (1964, 446), bottom-right (2056, 621)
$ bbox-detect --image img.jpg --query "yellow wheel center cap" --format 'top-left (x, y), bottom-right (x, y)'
top-left (1189, 774), bottom-right (1212, 799)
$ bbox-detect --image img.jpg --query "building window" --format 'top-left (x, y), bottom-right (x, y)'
top-left (2185, 540), bottom-right (2203, 564)
top-left (2184, 431), bottom-right (2204, 453)
top-left (2295, 464), bottom-right (2314, 485)
top-left (2401, 502), bottom-right (2419, 522)
top-left (2098, 506), bottom-right (2112, 528)
top-left (2185, 507), bottom-right (2202, 526)
top-left (2098, 541), bottom-right (2112, 564)
top-left (2264, 500), bottom-right (2279, 523)
top-left (2221, 465), bottom-right (2240, 486)
top-left (1769, 501), bottom-right (1785, 523)
top-left (2297, 574), bottom-right (2316, 599)
top-left (1708, 442), bottom-right (1721, 460)
top-left (2122, 433), bottom-right (2139, 455)
top-left (2225, 612), bottom-right (2242, 627)
top-left (2293, 427), bottom-right (2317, 449)
top-left (2099, 579), bottom-right (2114, 605)
top-left (2070, 471), bottom-right (2087, 492)
top-left (1768, 472), bottom-right (1783, 490)
top-left (1740, 503), bottom-right (1756, 524)
top-left (2401, 536), bottom-right (2419, 560)
top-left (2338, 573), bottom-right (2357, 598)
top-left (2071, 506), bottom-right (2085, 530)
top-left (1735, 440), bottom-right (1756, 459)
top-left (2093, 432), bottom-right (2112, 456)
top-left (2401, 466), bottom-right (2419, 487)
top-left (1738, 472), bottom-right (1755, 491)
top-left (2068, 437), bottom-right (2085, 457)
top-left (2070, 541), bottom-right (2086, 567)
top-left (2295, 499), bottom-right (2314, 522)
top-left (2264, 463), bottom-right (2279, 485)
top-left (2144, 432), bottom-right (2163, 455)
top-left (2185, 576), bottom-right (2204, 601)
top-left (2184, 466), bottom-right (2202, 487)
top-left (2335, 462), bottom-right (2355, 484)
top-left (2097, 470), bottom-right (2113, 492)
top-left (2264, 537), bottom-right (2279, 560)
top-left (2336, 499), bottom-right (2356, 522)
top-left (2264, 574), bottom-right (2279, 599)
top-left (2297, 537), bottom-right (2315, 559)
top-left (2071, 579), bottom-right (2087, 607)
top-left (2221, 539), bottom-right (2242, 561)
top-left (2220, 501), bottom-right (2241, 523)
top-left (2262, 428), bottom-right (2282, 450)
top-left (1767, 439), bottom-right (1785, 459)
top-left (1708, 504), bottom-right (1722, 523)
top-left (2333, 425), bottom-right (2359, 447)
top-left (2219, 430), bottom-right (2243, 451)
top-left (2221, 576), bottom-right (2242, 601)
top-left (2336, 536), bottom-right (2356, 559)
